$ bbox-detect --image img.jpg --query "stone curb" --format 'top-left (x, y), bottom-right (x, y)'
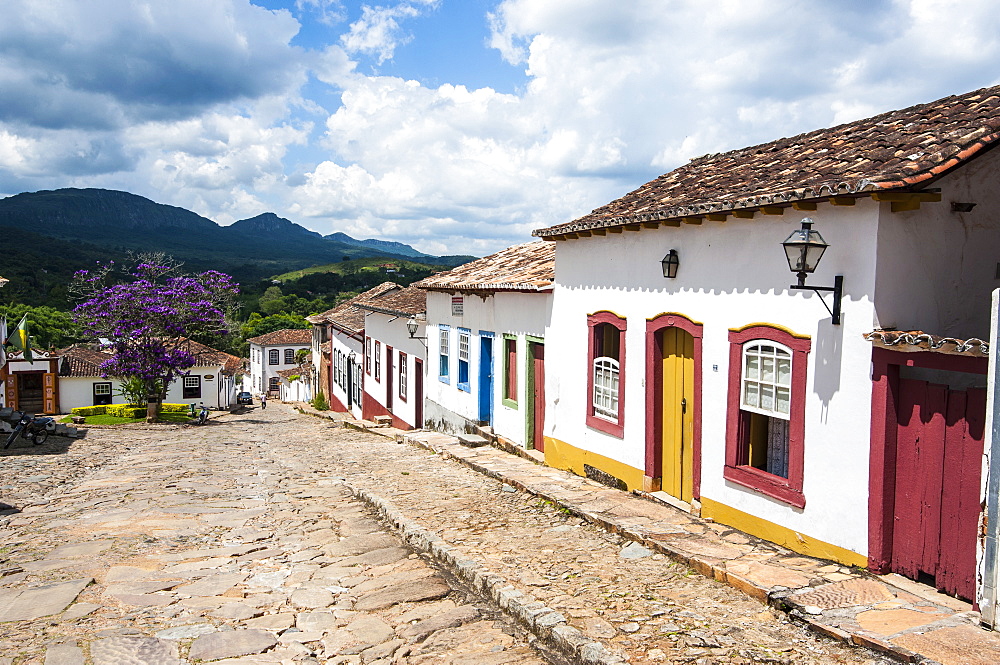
top-left (392, 432), bottom-right (930, 664)
top-left (342, 482), bottom-right (627, 665)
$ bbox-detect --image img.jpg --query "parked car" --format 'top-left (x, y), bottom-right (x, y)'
top-left (237, 391), bottom-right (254, 405)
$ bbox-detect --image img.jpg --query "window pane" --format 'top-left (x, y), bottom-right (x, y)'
top-left (743, 381), bottom-right (759, 408)
top-left (775, 387), bottom-right (790, 416)
top-left (777, 357), bottom-right (791, 385)
top-left (744, 354), bottom-right (759, 380)
top-left (760, 384), bottom-right (775, 411)
top-left (761, 356), bottom-right (775, 382)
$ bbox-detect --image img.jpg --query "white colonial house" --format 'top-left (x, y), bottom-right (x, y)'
top-left (247, 329), bottom-right (312, 397)
top-left (276, 363), bottom-right (313, 403)
top-left (531, 84), bottom-right (1000, 603)
top-left (306, 282), bottom-right (401, 419)
top-left (356, 286), bottom-right (427, 430)
top-left (57, 340), bottom-right (243, 411)
top-left (415, 242), bottom-right (553, 450)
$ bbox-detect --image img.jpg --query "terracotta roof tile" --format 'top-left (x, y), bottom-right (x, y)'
top-left (864, 330), bottom-right (989, 357)
top-left (246, 328), bottom-right (312, 346)
top-left (355, 285), bottom-right (426, 317)
top-left (535, 84), bottom-right (1000, 237)
top-left (307, 282), bottom-right (401, 335)
top-left (58, 340), bottom-right (245, 377)
top-left (414, 242), bottom-right (554, 293)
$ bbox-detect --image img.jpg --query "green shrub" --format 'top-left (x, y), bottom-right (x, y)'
top-left (311, 390), bottom-right (329, 411)
top-left (106, 403), bottom-right (147, 419)
top-left (71, 405), bottom-right (107, 416)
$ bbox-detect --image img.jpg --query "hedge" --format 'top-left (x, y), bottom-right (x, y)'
top-left (71, 403), bottom-right (191, 418)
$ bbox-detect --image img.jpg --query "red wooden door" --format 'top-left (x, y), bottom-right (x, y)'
top-left (531, 343), bottom-right (545, 452)
top-left (892, 379), bottom-right (985, 600)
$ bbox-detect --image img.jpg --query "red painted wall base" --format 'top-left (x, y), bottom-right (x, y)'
top-left (362, 392), bottom-right (413, 430)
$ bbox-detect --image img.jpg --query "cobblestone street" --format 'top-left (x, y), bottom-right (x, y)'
top-left (0, 404), bottom-right (892, 664)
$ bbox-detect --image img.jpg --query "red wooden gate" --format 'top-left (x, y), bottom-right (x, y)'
top-left (891, 378), bottom-right (985, 600)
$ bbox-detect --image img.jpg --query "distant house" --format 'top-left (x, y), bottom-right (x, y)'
top-left (276, 363), bottom-right (313, 403)
top-left (246, 329), bottom-right (312, 397)
top-left (355, 286), bottom-right (427, 429)
top-left (2, 349), bottom-right (62, 414)
top-left (306, 282), bottom-right (401, 419)
top-left (58, 339), bottom-right (243, 411)
top-left (415, 241), bottom-right (554, 450)
top-left (530, 84), bottom-right (1000, 601)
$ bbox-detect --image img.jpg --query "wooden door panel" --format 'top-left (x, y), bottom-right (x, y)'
top-left (892, 379), bottom-right (984, 601)
top-left (660, 328), bottom-right (694, 502)
top-left (532, 344), bottom-right (545, 452)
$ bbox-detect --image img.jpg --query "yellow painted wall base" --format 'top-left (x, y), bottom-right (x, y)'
top-left (543, 436), bottom-right (645, 491)
top-left (701, 497), bottom-right (868, 568)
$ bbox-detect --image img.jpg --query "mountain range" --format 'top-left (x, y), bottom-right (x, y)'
top-left (0, 188), bottom-right (471, 272)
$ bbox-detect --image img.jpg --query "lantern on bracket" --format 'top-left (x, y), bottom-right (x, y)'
top-left (780, 218), bottom-right (844, 325)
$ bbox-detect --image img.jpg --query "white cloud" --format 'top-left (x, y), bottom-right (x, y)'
top-left (4, 0), bottom-right (1000, 257)
top-left (340, 1), bottom-right (439, 64)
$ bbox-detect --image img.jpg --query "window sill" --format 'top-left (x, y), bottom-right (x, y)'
top-left (439, 375), bottom-right (450, 384)
top-left (502, 398), bottom-right (518, 410)
top-left (723, 465), bottom-right (805, 508)
top-left (586, 413), bottom-right (624, 438)
top-left (457, 382), bottom-right (471, 393)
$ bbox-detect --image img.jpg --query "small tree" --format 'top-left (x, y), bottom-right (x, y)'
top-left (72, 258), bottom-right (238, 422)
top-left (311, 390), bottom-right (329, 411)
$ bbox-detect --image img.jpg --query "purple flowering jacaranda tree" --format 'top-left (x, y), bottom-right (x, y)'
top-left (72, 259), bottom-right (238, 422)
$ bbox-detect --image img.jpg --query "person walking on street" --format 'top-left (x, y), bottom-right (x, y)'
top-left (261, 393), bottom-right (267, 410)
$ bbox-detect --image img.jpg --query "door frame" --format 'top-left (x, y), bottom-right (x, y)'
top-left (386, 345), bottom-right (394, 413)
top-left (869, 347), bottom-right (987, 574)
top-left (644, 313), bottom-right (703, 497)
top-left (414, 358), bottom-right (424, 429)
top-left (525, 336), bottom-right (545, 451)
top-left (478, 331), bottom-right (495, 425)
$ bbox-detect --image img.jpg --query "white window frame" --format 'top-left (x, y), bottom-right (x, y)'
top-left (399, 351), bottom-right (407, 399)
top-left (284, 348), bottom-right (294, 364)
top-left (93, 382), bottom-right (112, 395)
top-left (740, 342), bottom-right (793, 420)
top-left (268, 349), bottom-right (279, 365)
top-left (592, 357), bottom-right (620, 422)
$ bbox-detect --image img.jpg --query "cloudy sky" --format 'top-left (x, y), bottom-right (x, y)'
top-left (1, 0), bottom-right (999, 256)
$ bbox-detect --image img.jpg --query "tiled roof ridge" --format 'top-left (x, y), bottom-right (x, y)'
top-left (306, 282), bottom-right (401, 326)
top-left (246, 328), bottom-right (312, 346)
top-left (535, 84), bottom-right (1000, 236)
top-left (414, 241), bottom-right (554, 293)
top-left (864, 329), bottom-right (989, 356)
top-left (355, 284), bottom-right (426, 317)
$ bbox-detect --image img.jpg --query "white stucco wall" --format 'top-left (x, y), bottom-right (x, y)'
top-left (364, 313), bottom-right (426, 429)
top-left (424, 290), bottom-right (552, 446)
top-left (874, 146), bottom-right (1000, 338)
top-left (547, 204), bottom-right (879, 556)
top-left (248, 342), bottom-right (310, 395)
top-left (329, 327), bottom-right (363, 419)
top-left (60, 365), bottom-right (232, 411)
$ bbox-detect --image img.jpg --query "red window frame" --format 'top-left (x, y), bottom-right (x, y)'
top-left (586, 311), bottom-right (627, 438)
top-left (365, 336), bottom-right (372, 374)
top-left (374, 340), bottom-right (381, 381)
top-left (724, 324), bottom-right (811, 508)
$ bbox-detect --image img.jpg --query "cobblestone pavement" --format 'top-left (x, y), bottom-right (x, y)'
top-left (262, 405), bottom-right (887, 665)
top-left (0, 415), bottom-right (547, 664)
top-left (0, 404), bottom-right (899, 664)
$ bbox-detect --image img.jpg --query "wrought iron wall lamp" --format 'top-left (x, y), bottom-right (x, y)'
top-left (780, 218), bottom-right (844, 324)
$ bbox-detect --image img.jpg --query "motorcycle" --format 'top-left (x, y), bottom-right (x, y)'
top-left (196, 403), bottom-right (209, 425)
top-left (4, 411), bottom-right (54, 448)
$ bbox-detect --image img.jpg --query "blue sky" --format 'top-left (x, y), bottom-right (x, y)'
top-left (1, 0), bottom-right (999, 256)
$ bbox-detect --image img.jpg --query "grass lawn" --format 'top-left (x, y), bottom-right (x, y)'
top-left (58, 412), bottom-right (194, 425)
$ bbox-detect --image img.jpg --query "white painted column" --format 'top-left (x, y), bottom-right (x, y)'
top-left (979, 288), bottom-right (1000, 627)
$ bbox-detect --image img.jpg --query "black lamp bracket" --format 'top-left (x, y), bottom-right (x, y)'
top-left (789, 275), bottom-right (844, 325)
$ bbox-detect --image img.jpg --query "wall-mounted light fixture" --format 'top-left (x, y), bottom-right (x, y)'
top-left (780, 218), bottom-right (844, 325)
top-left (406, 315), bottom-right (428, 348)
top-left (661, 249), bottom-right (680, 278)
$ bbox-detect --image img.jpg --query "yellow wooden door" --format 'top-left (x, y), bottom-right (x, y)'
top-left (661, 327), bottom-right (694, 502)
